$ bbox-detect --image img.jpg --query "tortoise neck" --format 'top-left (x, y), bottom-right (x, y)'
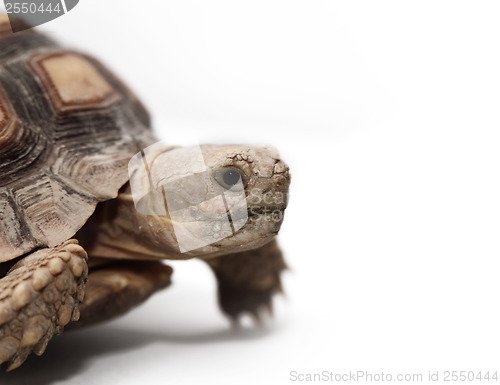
top-left (76, 183), bottom-right (190, 261)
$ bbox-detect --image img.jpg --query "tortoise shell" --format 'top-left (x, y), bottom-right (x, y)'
top-left (0, 20), bottom-right (156, 262)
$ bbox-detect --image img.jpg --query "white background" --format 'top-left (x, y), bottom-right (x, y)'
top-left (3, 1), bottom-right (500, 384)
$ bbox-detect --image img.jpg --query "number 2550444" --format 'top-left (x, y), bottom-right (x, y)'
top-left (5, 2), bottom-right (62, 14)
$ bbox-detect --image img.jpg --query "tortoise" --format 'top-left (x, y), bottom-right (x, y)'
top-left (0, 14), bottom-right (291, 371)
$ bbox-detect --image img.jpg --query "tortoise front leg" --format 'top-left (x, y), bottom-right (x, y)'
top-left (204, 239), bottom-right (287, 322)
top-left (0, 240), bottom-right (87, 371)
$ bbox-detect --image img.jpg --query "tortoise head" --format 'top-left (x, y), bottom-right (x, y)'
top-left (128, 143), bottom-right (291, 257)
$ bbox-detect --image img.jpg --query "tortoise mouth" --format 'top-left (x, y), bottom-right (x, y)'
top-left (166, 203), bottom-right (286, 223)
top-left (244, 206), bottom-right (286, 229)
top-left (214, 205), bottom-right (286, 225)
top-left (247, 205), bottom-right (286, 216)
top-left (247, 208), bottom-right (285, 225)
top-left (164, 206), bottom-right (286, 253)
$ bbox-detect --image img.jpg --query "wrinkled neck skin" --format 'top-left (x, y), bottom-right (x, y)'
top-left (77, 144), bottom-right (291, 262)
top-left (78, 187), bottom-right (185, 261)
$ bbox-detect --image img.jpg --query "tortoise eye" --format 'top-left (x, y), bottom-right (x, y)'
top-left (212, 168), bottom-right (244, 191)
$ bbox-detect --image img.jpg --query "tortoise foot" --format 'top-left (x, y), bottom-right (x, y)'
top-left (0, 240), bottom-right (87, 371)
top-left (205, 239), bottom-right (287, 323)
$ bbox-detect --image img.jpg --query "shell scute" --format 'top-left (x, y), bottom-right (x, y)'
top-left (29, 52), bottom-right (122, 115)
top-left (0, 30), bottom-right (155, 262)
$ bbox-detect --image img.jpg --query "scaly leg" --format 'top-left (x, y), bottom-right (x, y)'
top-left (204, 239), bottom-right (287, 321)
top-left (70, 259), bottom-right (173, 328)
top-left (0, 240), bottom-right (88, 371)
